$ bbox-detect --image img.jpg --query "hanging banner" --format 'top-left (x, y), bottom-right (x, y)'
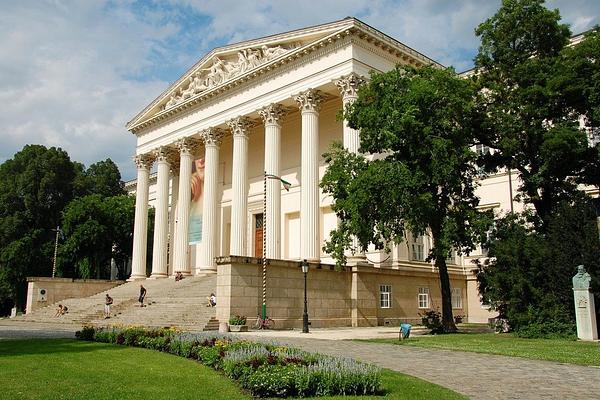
top-left (189, 158), bottom-right (204, 244)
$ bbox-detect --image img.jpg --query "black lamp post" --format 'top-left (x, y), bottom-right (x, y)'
top-left (301, 259), bottom-right (309, 333)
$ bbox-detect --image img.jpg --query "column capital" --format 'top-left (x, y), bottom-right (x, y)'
top-left (175, 137), bottom-right (201, 156)
top-left (259, 103), bottom-right (286, 126)
top-left (334, 73), bottom-right (366, 101)
top-left (200, 127), bottom-right (225, 147)
top-left (226, 116), bottom-right (252, 138)
top-left (134, 154), bottom-right (153, 170)
top-left (294, 89), bottom-right (323, 113)
top-left (153, 146), bottom-right (174, 164)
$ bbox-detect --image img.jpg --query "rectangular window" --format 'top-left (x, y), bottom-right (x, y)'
top-left (380, 285), bottom-right (391, 308)
top-left (418, 287), bottom-right (430, 309)
top-left (452, 287), bottom-right (463, 309)
top-left (411, 235), bottom-right (424, 261)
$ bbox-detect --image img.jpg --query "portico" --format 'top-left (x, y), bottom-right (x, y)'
top-left (125, 18), bottom-right (480, 327)
top-left (127, 18), bottom-right (438, 278)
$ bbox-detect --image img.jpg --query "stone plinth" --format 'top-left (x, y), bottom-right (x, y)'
top-left (25, 277), bottom-right (124, 314)
top-left (572, 265), bottom-right (598, 341)
top-left (215, 256), bottom-right (467, 329)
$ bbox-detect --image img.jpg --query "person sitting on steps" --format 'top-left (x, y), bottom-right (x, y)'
top-left (54, 304), bottom-right (64, 317)
top-left (206, 293), bottom-right (216, 307)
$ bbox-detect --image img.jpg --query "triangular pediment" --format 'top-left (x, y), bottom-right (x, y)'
top-left (127, 18), bottom-right (358, 130)
top-left (127, 17), bottom-right (441, 132)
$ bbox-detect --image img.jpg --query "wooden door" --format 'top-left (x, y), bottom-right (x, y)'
top-left (254, 213), bottom-right (263, 258)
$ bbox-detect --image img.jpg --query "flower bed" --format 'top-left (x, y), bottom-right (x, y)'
top-left (76, 326), bottom-right (381, 398)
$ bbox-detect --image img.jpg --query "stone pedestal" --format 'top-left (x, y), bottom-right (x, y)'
top-left (572, 265), bottom-right (598, 341)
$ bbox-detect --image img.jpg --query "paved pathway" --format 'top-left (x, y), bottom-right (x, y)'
top-left (2, 320), bottom-right (599, 399)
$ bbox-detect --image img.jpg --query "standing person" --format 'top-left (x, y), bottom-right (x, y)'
top-left (139, 285), bottom-right (147, 307)
top-left (104, 294), bottom-right (113, 319)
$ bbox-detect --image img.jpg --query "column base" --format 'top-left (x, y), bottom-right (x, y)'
top-left (148, 273), bottom-right (168, 279)
top-left (127, 274), bottom-right (147, 281)
top-left (346, 255), bottom-right (367, 266)
top-left (197, 266), bottom-right (217, 274)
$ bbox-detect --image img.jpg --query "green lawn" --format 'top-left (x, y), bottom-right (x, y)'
top-left (0, 339), bottom-right (465, 400)
top-left (361, 333), bottom-right (600, 366)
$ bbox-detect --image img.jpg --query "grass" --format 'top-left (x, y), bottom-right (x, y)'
top-left (361, 333), bottom-right (600, 366)
top-left (0, 339), bottom-right (466, 400)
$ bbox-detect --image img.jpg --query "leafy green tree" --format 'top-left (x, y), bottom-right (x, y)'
top-left (59, 194), bottom-right (152, 280)
top-left (82, 159), bottom-right (125, 198)
top-left (474, 0), bottom-right (600, 225)
top-left (322, 66), bottom-right (492, 332)
top-left (0, 145), bottom-right (77, 310)
top-left (478, 198), bottom-right (600, 337)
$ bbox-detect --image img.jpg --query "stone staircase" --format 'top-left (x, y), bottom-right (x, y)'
top-left (17, 274), bottom-right (218, 331)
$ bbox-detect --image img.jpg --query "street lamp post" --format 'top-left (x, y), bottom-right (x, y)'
top-left (301, 259), bottom-right (309, 333)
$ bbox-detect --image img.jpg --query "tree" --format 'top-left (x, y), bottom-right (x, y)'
top-left (477, 197), bottom-right (600, 337)
top-left (0, 145), bottom-right (77, 310)
top-left (59, 194), bottom-right (151, 280)
top-left (82, 159), bottom-right (125, 198)
top-left (322, 66), bottom-right (492, 332)
top-left (474, 0), bottom-right (600, 226)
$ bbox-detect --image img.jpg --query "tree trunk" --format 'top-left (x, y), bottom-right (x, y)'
top-left (435, 255), bottom-right (457, 333)
top-left (430, 222), bottom-right (457, 333)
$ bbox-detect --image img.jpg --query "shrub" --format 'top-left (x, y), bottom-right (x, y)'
top-left (420, 310), bottom-right (444, 334)
top-left (81, 326), bottom-right (381, 398)
top-left (240, 364), bottom-right (297, 398)
top-left (75, 326), bottom-right (95, 341)
top-left (229, 315), bottom-right (247, 326)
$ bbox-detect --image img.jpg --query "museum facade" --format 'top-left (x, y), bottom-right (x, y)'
top-left (125, 17), bottom-right (513, 327)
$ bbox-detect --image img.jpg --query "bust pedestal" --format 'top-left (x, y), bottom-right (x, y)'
top-left (572, 265), bottom-right (598, 341)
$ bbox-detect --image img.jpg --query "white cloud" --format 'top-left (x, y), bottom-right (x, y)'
top-left (1, 0), bottom-right (598, 181)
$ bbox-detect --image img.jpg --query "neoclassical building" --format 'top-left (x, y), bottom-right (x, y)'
top-left (126, 17), bottom-right (518, 327)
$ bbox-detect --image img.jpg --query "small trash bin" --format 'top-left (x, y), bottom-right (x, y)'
top-left (399, 323), bottom-right (412, 340)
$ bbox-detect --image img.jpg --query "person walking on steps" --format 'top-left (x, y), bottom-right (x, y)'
top-left (104, 294), bottom-right (113, 318)
top-left (139, 285), bottom-right (147, 307)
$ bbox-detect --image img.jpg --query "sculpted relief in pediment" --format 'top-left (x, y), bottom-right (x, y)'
top-left (163, 44), bottom-right (298, 110)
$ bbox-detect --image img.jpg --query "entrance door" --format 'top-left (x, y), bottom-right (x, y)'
top-left (254, 213), bottom-right (263, 258)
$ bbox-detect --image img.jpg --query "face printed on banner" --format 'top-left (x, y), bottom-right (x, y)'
top-left (191, 158), bottom-right (205, 203)
top-left (189, 158), bottom-right (205, 244)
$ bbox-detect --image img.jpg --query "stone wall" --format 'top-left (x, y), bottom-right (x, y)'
top-left (216, 256), bottom-right (468, 329)
top-left (25, 277), bottom-right (124, 314)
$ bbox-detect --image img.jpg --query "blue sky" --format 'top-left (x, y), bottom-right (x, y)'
top-left (1, 0), bottom-right (598, 181)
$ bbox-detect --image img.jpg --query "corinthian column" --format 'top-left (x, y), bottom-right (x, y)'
top-left (150, 147), bottom-right (171, 278)
top-left (335, 73), bottom-right (365, 153)
top-left (335, 73), bottom-right (367, 262)
top-left (167, 161), bottom-right (179, 276)
top-left (130, 154), bottom-right (153, 280)
top-left (172, 137), bottom-right (197, 275)
top-left (259, 104), bottom-right (285, 259)
top-left (227, 117), bottom-right (251, 256)
top-left (199, 128), bottom-right (224, 272)
top-left (295, 90), bottom-right (323, 261)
